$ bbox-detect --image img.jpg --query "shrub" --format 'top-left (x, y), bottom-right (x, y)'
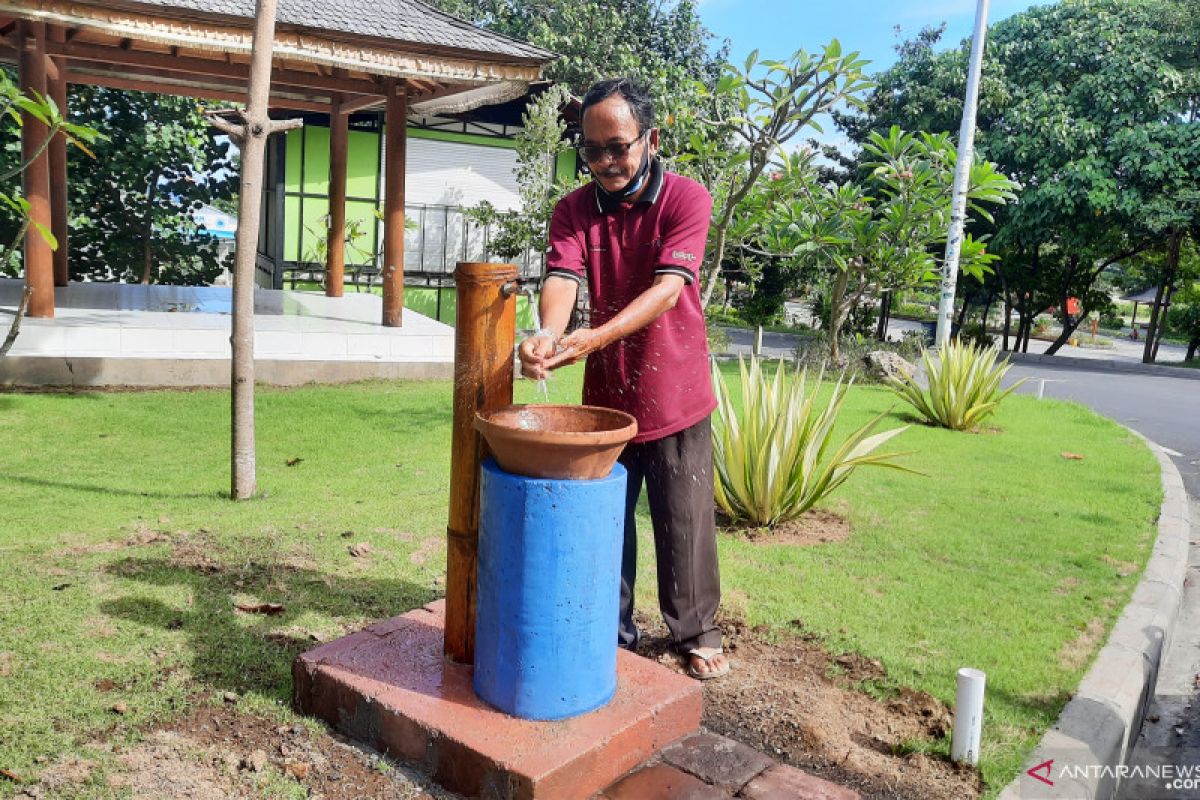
top-left (958, 322), bottom-right (995, 349)
top-left (887, 340), bottom-right (1024, 431)
top-left (711, 356), bottom-right (914, 527)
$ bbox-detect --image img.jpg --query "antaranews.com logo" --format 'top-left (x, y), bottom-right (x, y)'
top-left (1024, 757), bottom-right (1200, 796)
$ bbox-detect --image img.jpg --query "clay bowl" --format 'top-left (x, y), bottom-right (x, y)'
top-left (474, 404), bottom-right (638, 480)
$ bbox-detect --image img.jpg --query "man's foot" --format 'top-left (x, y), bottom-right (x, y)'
top-left (685, 647), bottom-right (730, 680)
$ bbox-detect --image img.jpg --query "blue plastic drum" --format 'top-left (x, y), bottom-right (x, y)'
top-left (473, 458), bottom-right (627, 720)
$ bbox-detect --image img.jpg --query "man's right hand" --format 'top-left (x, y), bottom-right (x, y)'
top-left (518, 333), bottom-right (558, 380)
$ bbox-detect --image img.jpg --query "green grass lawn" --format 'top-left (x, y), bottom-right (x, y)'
top-left (0, 365), bottom-right (1161, 797)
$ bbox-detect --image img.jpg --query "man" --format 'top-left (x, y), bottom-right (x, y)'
top-left (518, 77), bottom-right (728, 680)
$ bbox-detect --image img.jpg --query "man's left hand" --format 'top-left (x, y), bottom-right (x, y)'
top-left (543, 328), bottom-right (605, 370)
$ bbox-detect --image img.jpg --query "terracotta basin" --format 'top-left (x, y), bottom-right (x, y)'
top-left (474, 404), bottom-right (638, 480)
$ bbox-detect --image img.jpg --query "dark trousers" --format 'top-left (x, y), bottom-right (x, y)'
top-left (617, 416), bottom-right (721, 654)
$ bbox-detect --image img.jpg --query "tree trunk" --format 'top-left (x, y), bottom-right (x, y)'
top-left (826, 267), bottom-right (851, 364)
top-left (1002, 302), bottom-right (1011, 350)
top-left (139, 171), bottom-right (161, 285)
top-left (954, 295), bottom-right (970, 333)
top-left (1152, 283), bottom-right (1176, 362)
top-left (701, 219), bottom-right (731, 310)
top-left (1043, 316), bottom-right (1083, 355)
top-left (1186, 337), bottom-right (1198, 362)
top-left (229, 0), bottom-right (283, 500)
top-left (1141, 283), bottom-right (1166, 364)
top-left (1142, 231), bottom-right (1182, 364)
top-left (874, 290), bottom-right (891, 341)
top-left (1, 284), bottom-right (33, 357)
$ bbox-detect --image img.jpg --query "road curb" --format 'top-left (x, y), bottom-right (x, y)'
top-left (1003, 351), bottom-right (1200, 381)
top-left (998, 434), bottom-right (1192, 799)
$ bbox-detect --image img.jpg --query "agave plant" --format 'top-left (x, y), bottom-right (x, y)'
top-left (711, 356), bottom-right (915, 527)
top-left (887, 339), bottom-right (1025, 431)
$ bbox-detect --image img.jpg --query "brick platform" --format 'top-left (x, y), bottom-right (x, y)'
top-left (293, 599), bottom-right (703, 800)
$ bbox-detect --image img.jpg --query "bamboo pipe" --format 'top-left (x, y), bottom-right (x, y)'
top-left (445, 261), bottom-right (517, 664)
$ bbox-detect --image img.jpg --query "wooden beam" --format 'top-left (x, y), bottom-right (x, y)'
top-left (18, 20), bottom-right (54, 318)
top-left (326, 93), bottom-right (348, 298)
top-left (382, 80), bottom-right (407, 328)
top-left (67, 61), bottom-right (338, 103)
top-left (45, 40), bottom-right (385, 96)
top-left (48, 25), bottom-right (68, 287)
top-left (63, 70), bottom-right (332, 113)
top-left (336, 94), bottom-right (384, 114)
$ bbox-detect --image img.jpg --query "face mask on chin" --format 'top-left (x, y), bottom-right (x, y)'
top-left (596, 139), bottom-right (652, 203)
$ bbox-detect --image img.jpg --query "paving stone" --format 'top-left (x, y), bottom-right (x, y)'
top-left (739, 764), bottom-right (860, 800)
top-left (601, 763), bottom-right (730, 799)
top-left (661, 732), bottom-right (774, 792)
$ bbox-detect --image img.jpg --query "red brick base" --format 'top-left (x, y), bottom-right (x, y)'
top-left (293, 599), bottom-right (703, 800)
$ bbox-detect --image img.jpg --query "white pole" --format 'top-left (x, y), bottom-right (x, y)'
top-left (951, 667), bottom-right (987, 765)
top-left (935, 0), bottom-right (991, 349)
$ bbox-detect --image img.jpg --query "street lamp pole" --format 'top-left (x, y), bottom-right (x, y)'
top-left (935, 0), bottom-right (991, 348)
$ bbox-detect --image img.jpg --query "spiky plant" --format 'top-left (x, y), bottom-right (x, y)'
top-left (887, 339), bottom-right (1025, 431)
top-left (711, 356), bottom-right (915, 527)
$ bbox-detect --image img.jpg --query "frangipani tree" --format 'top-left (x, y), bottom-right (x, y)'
top-left (766, 127), bottom-right (1016, 362)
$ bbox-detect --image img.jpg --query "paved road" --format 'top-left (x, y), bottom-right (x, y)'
top-left (1003, 362), bottom-right (1199, 800)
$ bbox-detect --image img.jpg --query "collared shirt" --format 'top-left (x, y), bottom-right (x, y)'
top-left (545, 160), bottom-right (716, 443)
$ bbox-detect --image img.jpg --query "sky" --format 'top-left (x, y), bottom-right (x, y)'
top-left (695, 0), bottom-right (1051, 152)
top-left (697, 0), bottom-right (1050, 74)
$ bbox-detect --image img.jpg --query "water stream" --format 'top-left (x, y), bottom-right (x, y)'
top-left (524, 287), bottom-right (552, 404)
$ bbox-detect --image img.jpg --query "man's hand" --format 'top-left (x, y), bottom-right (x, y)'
top-left (518, 332), bottom-right (558, 380)
top-left (542, 327), bottom-right (604, 371)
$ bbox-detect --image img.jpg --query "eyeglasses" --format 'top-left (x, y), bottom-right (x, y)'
top-left (576, 130), bottom-right (647, 163)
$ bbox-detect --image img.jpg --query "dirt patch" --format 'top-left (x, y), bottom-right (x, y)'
top-left (1057, 617), bottom-right (1106, 672)
top-left (101, 702), bottom-right (455, 800)
top-left (633, 611), bottom-right (982, 800)
top-left (1101, 554), bottom-right (1139, 578)
top-left (722, 509), bottom-right (853, 547)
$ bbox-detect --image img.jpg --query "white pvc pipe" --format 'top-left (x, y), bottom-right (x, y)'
top-left (952, 667), bottom-right (986, 765)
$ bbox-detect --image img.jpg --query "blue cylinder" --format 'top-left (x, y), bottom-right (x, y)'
top-left (473, 458), bottom-right (626, 720)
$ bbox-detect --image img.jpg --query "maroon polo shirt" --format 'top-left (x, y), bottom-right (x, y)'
top-left (545, 159), bottom-right (716, 443)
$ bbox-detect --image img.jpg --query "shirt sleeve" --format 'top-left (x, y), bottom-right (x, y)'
top-left (655, 183), bottom-right (713, 285)
top-left (544, 199), bottom-right (586, 286)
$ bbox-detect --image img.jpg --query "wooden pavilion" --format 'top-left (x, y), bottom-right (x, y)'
top-left (0, 0), bottom-right (553, 325)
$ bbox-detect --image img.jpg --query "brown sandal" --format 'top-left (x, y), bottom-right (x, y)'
top-left (685, 647), bottom-right (731, 681)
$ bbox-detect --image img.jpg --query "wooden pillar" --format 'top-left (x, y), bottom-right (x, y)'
top-left (48, 25), bottom-right (69, 287)
top-left (445, 261), bottom-right (517, 664)
top-left (18, 21), bottom-right (54, 317)
top-left (381, 80), bottom-right (406, 327)
top-left (325, 93), bottom-right (347, 297)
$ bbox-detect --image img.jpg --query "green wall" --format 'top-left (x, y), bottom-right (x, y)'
top-left (404, 287), bottom-right (537, 329)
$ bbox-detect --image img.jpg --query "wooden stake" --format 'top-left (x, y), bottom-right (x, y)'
top-left (444, 262), bottom-right (517, 664)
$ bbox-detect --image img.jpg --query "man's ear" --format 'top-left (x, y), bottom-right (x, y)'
top-left (648, 127), bottom-right (660, 156)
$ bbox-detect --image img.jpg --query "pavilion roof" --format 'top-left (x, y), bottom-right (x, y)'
top-left (0, 0), bottom-right (555, 114)
top-left (121, 0), bottom-right (553, 63)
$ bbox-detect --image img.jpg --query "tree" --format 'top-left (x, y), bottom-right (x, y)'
top-left (206, 0), bottom-right (303, 500)
top-left (1167, 283), bottom-right (1200, 362)
top-left (838, 0), bottom-right (1200, 357)
top-left (466, 84), bottom-right (579, 262)
top-left (426, 0), bottom-right (723, 96)
top-left (66, 87), bottom-right (236, 285)
top-left (682, 44), bottom-right (874, 309)
top-left (761, 128), bottom-right (1015, 362)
